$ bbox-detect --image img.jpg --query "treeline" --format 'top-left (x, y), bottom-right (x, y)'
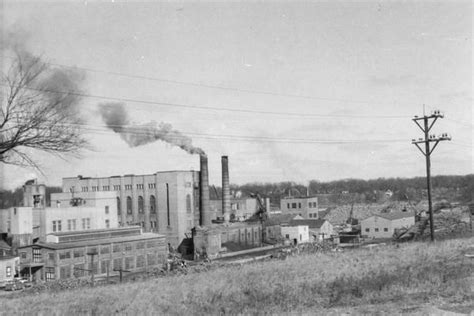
top-left (0, 186), bottom-right (62, 209)
top-left (230, 174), bottom-right (474, 205)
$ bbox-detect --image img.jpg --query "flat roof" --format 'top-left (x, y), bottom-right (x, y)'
top-left (19, 233), bottom-right (165, 250)
top-left (63, 170), bottom-right (198, 180)
top-left (281, 196), bottom-right (318, 200)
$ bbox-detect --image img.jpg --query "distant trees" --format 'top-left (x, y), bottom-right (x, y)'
top-left (0, 49), bottom-right (86, 169)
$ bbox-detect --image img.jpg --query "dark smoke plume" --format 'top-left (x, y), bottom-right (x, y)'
top-left (98, 102), bottom-right (205, 155)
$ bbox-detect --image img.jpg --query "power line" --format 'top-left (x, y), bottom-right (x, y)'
top-left (4, 54), bottom-right (404, 107)
top-left (0, 83), bottom-right (409, 119)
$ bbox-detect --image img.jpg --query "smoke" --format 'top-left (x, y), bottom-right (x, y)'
top-left (98, 102), bottom-right (205, 155)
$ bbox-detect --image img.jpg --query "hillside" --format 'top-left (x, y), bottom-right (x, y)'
top-left (1, 237), bottom-right (473, 315)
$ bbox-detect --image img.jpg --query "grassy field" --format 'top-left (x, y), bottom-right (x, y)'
top-left (1, 236), bottom-right (473, 315)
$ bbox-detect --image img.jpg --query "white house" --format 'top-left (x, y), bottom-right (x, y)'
top-left (361, 212), bottom-right (415, 239)
top-left (291, 219), bottom-right (334, 241)
top-left (0, 256), bottom-right (19, 287)
top-left (281, 224), bottom-right (309, 245)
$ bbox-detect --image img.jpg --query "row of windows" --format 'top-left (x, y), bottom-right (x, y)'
top-left (52, 218), bottom-right (91, 232)
top-left (49, 240), bottom-right (162, 263)
top-left (365, 228), bottom-right (389, 233)
top-left (286, 202), bottom-right (317, 209)
top-left (308, 213), bottom-right (318, 218)
top-left (117, 196), bottom-right (157, 215)
top-left (77, 183), bottom-right (158, 192)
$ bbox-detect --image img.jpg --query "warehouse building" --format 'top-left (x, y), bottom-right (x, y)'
top-left (17, 227), bottom-right (166, 282)
top-left (361, 212), bottom-right (415, 239)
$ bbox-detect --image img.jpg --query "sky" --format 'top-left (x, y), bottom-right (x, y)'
top-left (0, 0), bottom-right (472, 190)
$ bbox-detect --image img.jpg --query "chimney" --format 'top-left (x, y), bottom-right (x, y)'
top-left (200, 155), bottom-right (211, 226)
top-left (221, 156), bottom-right (230, 223)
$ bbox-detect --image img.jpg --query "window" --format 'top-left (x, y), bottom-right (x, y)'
top-left (33, 248), bottom-right (42, 262)
top-left (67, 219), bottom-right (72, 231)
top-left (309, 214), bottom-right (312, 218)
top-left (72, 219), bottom-right (76, 231)
top-left (113, 185), bottom-right (121, 191)
top-left (384, 228), bottom-right (388, 232)
top-left (136, 255), bottom-right (145, 268)
top-left (101, 260), bottom-right (110, 274)
top-left (20, 252), bottom-right (27, 259)
top-left (97, 246), bottom-right (108, 255)
top-left (136, 242), bottom-right (145, 250)
top-left (59, 251), bottom-right (71, 260)
top-left (375, 228), bottom-right (379, 232)
top-left (285, 234), bottom-right (290, 239)
top-left (52, 221), bottom-right (57, 232)
top-left (148, 183), bottom-right (156, 189)
top-left (70, 186), bottom-right (75, 193)
top-left (147, 240), bottom-right (158, 248)
top-left (138, 196), bottom-right (144, 213)
top-left (125, 257), bottom-right (134, 270)
top-left (105, 206), bottom-right (109, 214)
top-left (141, 222), bottom-right (145, 228)
top-left (300, 234), bottom-right (302, 241)
top-left (57, 220), bottom-right (62, 232)
top-left (92, 186), bottom-right (99, 192)
top-left (113, 258), bottom-right (122, 270)
top-left (82, 186), bottom-right (88, 192)
top-left (113, 244), bottom-right (121, 253)
top-left (125, 184), bottom-right (132, 190)
top-left (126, 197), bottom-right (132, 214)
top-left (117, 197), bottom-right (121, 215)
top-left (124, 243), bottom-right (132, 252)
top-left (287, 203), bottom-right (290, 209)
top-left (82, 218), bottom-right (86, 230)
top-left (292, 203), bottom-right (297, 209)
top-left (365, 228), bottom-right (370, 232)
top-left (86, 218), bottom-right (91, 229)
top-left (186, 195), bottom-right (192, 213)
top-left (60, 266), bottom-right (71, 279)
top-left (150, 195), bottom-right (156, 213)
top-left (105, 219), bottom-right (110, 228)
top-left (136, 184), bottom-right (144, 190)
top-left (74, 249), bottom-right (84, 258)
top-left (6, 266), bottom-right (11, 278)
top-left (74, 264), bottom-right (85, 277)
top-left (147, 253), bottom-right (156, 266)
top-left (45, 267), bottom-right (55, 281)
top-left (298, 203), bottom-right (301, 208)
top-left (102, 185), bottom-right (110, 191)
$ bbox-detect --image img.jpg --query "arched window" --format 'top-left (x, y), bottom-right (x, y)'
top-left (117, 197), bottom-right (121, 215)
top-left (138, 196), bottom-right (144, 213)
top-left (150, 195), bottom-right (156, 214)
top-left (186, 194), bottom-right (192, 213)
top-left (126, 196), bottom-right (132, 214)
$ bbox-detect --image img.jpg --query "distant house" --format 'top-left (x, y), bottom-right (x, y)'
top-left (361, 212), bottom-right (415, 239)
top-left (290, 219), bottom-right (334, 241)
top-left (0, 256), bottom-right (19, 286)
top-left (0, 240), bottom-right (12, 257)
top-left (281, 225), bottom-right (309, 245)
top-left (264, 214), bottom-right (303, 243)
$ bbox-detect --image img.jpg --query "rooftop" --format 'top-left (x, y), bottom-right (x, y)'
top-left (19, 232), bottom-right (165, 250)
top-left (63, 170), bottom-right (198, 180)
top-left (290, 219), bottom-right (328, 229)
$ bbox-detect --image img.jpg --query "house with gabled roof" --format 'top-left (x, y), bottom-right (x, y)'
top-left (361, 211), bottom-right (415, 239)
top-left (290, 219), bottom-right (334, 241)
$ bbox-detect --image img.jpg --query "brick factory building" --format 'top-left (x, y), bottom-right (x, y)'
top-left (61, 171), bottom-right (205, 246)
top-left (280, 196), bottom-right (319, 219)
top-left (17, 227), bottom-right (166, 282)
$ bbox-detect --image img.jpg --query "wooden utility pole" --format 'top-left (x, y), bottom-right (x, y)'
top-left (412, 109), bottom-right (451, 241)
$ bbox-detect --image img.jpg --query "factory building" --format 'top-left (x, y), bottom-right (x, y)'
top-left (61, 170), bottom-right (207, 247)
top-left (280, 196), bottom-right (319, 219)
top-left (18, 227), bottom-right (166, 282)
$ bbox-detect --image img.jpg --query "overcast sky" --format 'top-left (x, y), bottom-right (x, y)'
top-left (1, 1), bottom-right (472, 190)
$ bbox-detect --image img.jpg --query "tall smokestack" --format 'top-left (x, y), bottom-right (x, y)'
top-left (222, 156), bottom-right (230, 223)
top-left (200, 155), bottom-right (211, 226)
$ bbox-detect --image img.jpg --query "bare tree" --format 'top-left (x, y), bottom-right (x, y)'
top-left (0, 50), bottom-right (87, 169)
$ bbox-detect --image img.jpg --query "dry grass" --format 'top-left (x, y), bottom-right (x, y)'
top-left (1, 237), bottom-right (473, 315)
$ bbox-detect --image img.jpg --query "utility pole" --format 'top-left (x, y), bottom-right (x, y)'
top-left (412, 109), bottom-right (451, 241)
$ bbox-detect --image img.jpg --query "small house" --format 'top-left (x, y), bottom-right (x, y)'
top-left (361, 212), bottom-right (415, 239)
